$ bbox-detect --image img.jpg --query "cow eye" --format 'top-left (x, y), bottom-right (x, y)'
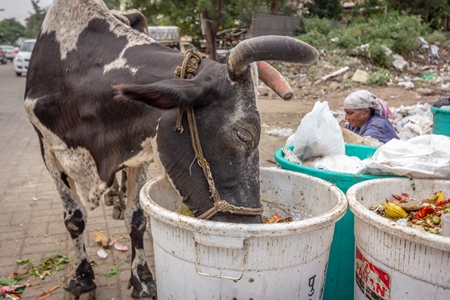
top-left (237, 130), bottom-right (251, 143)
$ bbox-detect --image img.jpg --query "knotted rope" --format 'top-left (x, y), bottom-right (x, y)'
top-left (174, 50), bottom-right (263, 220)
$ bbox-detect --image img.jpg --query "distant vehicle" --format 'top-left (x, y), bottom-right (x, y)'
top-left (0, 47), bottom-right (7, 64)
top-left (147, 26), bottom-right (197, 53)
top-left (13, 39), bottom-right (36, 76)
top-left (0, 45), bottom-right (15, 61)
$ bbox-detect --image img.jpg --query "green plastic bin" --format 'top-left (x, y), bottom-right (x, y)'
top-left (274, 144), bottom-right (398, 300)
top-left (431, 106), bottom-right (450, 137)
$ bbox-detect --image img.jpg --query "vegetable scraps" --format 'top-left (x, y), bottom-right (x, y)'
top-left (370, 191), bottom-right (450, 235)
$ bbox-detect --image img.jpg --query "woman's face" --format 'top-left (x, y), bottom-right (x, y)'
top-left (344, 108), bottom-right (370, 128)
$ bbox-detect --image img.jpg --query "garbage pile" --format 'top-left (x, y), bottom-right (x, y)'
top-left (392, 102), bottom-right (433, 140)
top-left (370, 191), bottom-right (450, 236)
top-left (283, 100), bottom-right (450, 179)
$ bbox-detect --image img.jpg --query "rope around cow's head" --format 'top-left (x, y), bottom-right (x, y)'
top-left (173, 50), bottom-right (263, 220)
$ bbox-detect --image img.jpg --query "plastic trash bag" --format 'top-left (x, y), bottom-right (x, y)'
top-left (304, 154), bottom-right (363, 174)
top-left (395, 115), bottom-right (432, 140)
top-left (292, 101), bottom-right (345, 161)
top-left (359, 135), bottom-right (450, 179)
top-left (432, 98), bottom-right (450, 108)
top-left (428, 45), bottom-right (441, 60)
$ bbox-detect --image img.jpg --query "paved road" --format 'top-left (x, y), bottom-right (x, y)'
top-left (0, 63), bottom-right (157, 299)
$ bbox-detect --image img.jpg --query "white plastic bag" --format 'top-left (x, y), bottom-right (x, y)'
top-left (359, 135), bottom-right (450, 178)
top-left (304, 154), bottom-right (363, 174)
top-left (292, 101), bottom-right (345, 161)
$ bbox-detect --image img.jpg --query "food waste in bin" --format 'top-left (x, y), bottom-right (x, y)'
top-left (370, 191), bottom-right (450, 235)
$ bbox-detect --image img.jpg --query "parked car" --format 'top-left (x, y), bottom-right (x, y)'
top-left (0, 45), bottom-right (15, 61)
top-left (13, 39), bottom-right (36, 76)
top-left (0, 47), bottom-right (7, 65)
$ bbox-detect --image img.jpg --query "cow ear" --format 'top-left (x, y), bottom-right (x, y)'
top-left (113, 78), bottom-right (211, 109)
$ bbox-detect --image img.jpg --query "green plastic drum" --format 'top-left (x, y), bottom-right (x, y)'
top-left (274, 144), bottom-right (398, 300)
top-left (431, 106), bottom-right (450, 137)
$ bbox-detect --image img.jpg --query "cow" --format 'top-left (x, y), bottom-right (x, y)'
top-left (23, 0), bottom-right (319, 298)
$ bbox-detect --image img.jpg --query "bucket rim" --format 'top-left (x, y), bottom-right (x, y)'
top-left (140, 167), bottom-right (347, 238)
top-left (431, 106), bottom-right (450, 114)
top-left (274, 145), bottom-right (397, 180)
top-left (347, 178), bottom-right (450, 252)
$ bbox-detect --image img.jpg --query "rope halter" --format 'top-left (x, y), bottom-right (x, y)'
top-left (173, 50), bottom-right (263, 220)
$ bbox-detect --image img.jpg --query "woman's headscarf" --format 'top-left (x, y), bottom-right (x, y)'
top-left (343, 90), bottom-right (382, 114)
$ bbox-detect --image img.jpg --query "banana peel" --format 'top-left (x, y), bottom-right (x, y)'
top-left (94, 230), bottom-right (110, 248)
top-left (423, 191), bottom-right (445, 204)
top-left (436, 191), bottom-right (445, 202)
top-left (384, 200), bottom-right (408, 218)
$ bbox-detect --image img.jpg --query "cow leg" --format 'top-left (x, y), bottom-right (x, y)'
top-left (41, 159), bottom-right (96, 298)
top-left (104, 175), bottom-right (119, 206)
top-left (112, 170), bottom-right (127, 220)
top-left (62, 193), bottom-right (96, 298)
top-left (124, 166), bottom-right (157, 299)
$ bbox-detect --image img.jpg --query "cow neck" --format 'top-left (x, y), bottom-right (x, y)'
top-left (174, 50), bottom-right (263, 220)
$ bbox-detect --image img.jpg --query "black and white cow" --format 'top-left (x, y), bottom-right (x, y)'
top-left (24, 0), bottom-right (319, 298)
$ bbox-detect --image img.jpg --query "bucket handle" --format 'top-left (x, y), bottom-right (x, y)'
top-left (194, 239), bottom-right (249, 281)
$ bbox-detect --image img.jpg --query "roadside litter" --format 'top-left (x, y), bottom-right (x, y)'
top-left (93, 230), bottom-right (128, 260)
top-left (0, 285), bottom-right (25, 299)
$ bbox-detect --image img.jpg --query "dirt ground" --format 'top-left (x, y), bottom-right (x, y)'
top-left (257, 85), bottom-right (444, 167)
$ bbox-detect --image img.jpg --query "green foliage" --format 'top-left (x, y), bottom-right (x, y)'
top-left (423, 31), bottom-right (449, 45)
top-left (349, 0), bottom-right (385, 19)
top-left (300, 16), bottom-right (334, 36)
top-left (339, 12), bottom-right (429, 56)
top-left (367, 69), bottom-right (391, 86)
top-left (296, 30), bottom-right (328, 50)
top-left (329, 54), bottom-right (344, 66)
top-left (335, 34), bottom-right (359, 52)
top-left (16, 258), bottom-right (35, 265)
top-left (104, 0), bottom-right (121, 9)
top-left (105, 260), bottom-right (126, 277)
top-left (299, 10), bottom-right (442, 69)
top-left (384, 0), bottom-right (450, 30)
top-left (0, 19), bottom-right (28, 44)
top-left (306, 65), bottom-right (319, 82)
top-left (129, 0), bottom-right (294, 40)
top-left (304, 0), bottom-right (343, 20)
top-left (0, 254), bottom-right (71, 286)
top-left (26, 0), bottom-right (47, 38)
top-left (369, 44), bottom-right (394, 68)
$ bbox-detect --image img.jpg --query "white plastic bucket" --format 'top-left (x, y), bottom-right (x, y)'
top-left (140, 167), bottom-right (347, 299)
top-left (347, 178), bottom-right (450, 300)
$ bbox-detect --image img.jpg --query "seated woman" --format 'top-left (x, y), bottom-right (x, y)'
top-left (343, 90), bottom-right (399, 143)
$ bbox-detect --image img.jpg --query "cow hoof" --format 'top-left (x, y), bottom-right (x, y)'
top-left (65, 278), bottom-right (97, 299)
top-left (64, 289), bottom-right (96, 300)
top-left (129, 280), bottom-right (157, 299)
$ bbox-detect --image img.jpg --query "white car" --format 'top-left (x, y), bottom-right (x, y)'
top-left (13, 39), bottom-right (36, 77)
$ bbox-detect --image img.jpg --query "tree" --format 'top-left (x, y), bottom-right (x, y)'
top-left (126, 0), bottom-right (293, 61)
top-left (104, 0), bottom-right (122, 10)
top-left (25, 0), bottom-right (47, 38)
top-left (384, 0), bottom-right (450, 29)
top-left (0, 19), bottom-right (27, 45)
top-left (303, 0), bottom-right (342, 20)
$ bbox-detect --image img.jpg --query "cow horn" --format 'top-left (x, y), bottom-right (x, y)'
top-left (228, 35), bottom-right (319, 78)
top-left (257, 61), bottom-right (293, 100)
